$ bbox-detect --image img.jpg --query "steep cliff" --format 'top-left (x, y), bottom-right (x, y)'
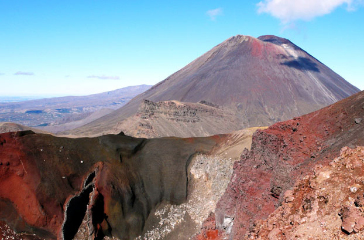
top-left (0, 131), bottom-right (219, 239)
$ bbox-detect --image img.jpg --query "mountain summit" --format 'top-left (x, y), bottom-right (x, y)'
top-left (68, 35), bottom-right (360, 137)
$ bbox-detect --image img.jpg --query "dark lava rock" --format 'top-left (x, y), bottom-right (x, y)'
top-left (0, 131), bottom-right (220, 239)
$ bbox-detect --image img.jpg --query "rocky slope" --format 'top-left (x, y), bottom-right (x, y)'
top-left (195, 90), bottom-right (364, 239)
top-left (100, 100), bottom-right (241, 138)
top-left (68, 35), bottom-right (359, 137)
top-left (136, 127), bottom-right (264, 240)
top-left (2, 89), bottom-right (363, 239)
top-left (0, 130), bottom-right (219, 239)
top-left (0, 125), bottom-right (262, 240)
top-left (247, 146), bottom-right (364, 240)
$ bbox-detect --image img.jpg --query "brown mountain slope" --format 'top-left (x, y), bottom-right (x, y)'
top-left (195, 90), bottom-right (364, 239)
top-left (67, 35), bottom-right (359, 137)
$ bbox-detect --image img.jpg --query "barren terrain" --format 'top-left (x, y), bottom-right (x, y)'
top-left (195, 90), bottom-right (364, 239)
top-left (67, 35), bottom-right (359, 137)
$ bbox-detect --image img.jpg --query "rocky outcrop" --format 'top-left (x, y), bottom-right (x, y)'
top-left (0, 130), bottom-right (220, 239)
top-left (133, 128), bottom-right (262, 239)
top-left (136, 154), bottom-right (235, 240)
top-left (247, 146), bottom-right (364, 239)
top-left (112, 100), bottom-right (240, 138)
top-left (195, 90), bottom-right (364, 239)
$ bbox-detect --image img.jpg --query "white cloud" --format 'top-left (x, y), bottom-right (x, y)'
top-left (257, 0), bottom-right (360, 23)
top-left (207, 8), bottom-right (223, 21)
top-left (87, 75), bottom-right (120, 80)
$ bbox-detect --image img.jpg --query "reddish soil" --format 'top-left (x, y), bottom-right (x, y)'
top-left (250, 37), bottom-right (264, 58)
top-left (195, 90), bottom-right (364, 239)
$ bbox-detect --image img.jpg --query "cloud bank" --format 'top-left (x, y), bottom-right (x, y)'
top-left (87, 75), bottom-right (120, 80)
top-left (257, 0), bottom-right (360, 23)
top-left (14, 71), bottom-right (34, 76)
top-left (207, 8), bottom-right (223, 21)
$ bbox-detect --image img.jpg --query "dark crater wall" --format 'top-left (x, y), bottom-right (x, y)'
top-left (0, 131), bottom-right (219, 239)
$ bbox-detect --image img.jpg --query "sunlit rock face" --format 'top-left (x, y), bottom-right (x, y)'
top-left (247, 146), bottom-right (364, 239)
top-left (195, 90), bottom-right (364, 239)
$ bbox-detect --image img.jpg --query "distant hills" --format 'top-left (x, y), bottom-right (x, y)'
top-left (0, 96), bottom-right (45, 103)
top-left (1, 76), bottom-right (363, 240)
top-left (66, 35), bottom-right (359, 137)
top-left (0, 85), bottom-right (151, 133)
top-left (1, 34), bottom-right (364, 240)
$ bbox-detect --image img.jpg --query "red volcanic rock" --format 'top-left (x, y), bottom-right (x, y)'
top-left (0, 131), bottom-right (220, 239)
top-left (195, 90), bottom-right (364, 239)
top-left (247, 146), bottom-right (364, 239)
top-left (195, 213), bottom-right (222, 240)
top-left (340, 205), bottom-right (364, 234)
top-left (0, 131), bottom-right (102, 239)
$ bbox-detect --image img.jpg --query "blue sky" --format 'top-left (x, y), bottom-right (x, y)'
top-left (1, 0), bottom-right (363, 97)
